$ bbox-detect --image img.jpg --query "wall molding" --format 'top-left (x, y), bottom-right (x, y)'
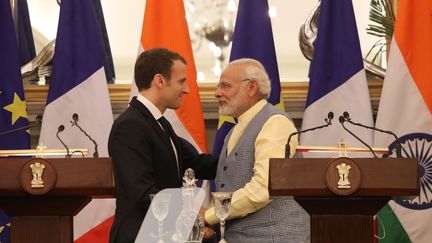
top-left (25, 80), bottom-right (383, 120)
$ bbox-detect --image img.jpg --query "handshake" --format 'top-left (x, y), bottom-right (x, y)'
top-left (200, 207), bottom-right (217, 240)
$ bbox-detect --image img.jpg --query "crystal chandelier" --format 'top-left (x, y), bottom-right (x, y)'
top-left (185, 0), bottom-right (237, 78)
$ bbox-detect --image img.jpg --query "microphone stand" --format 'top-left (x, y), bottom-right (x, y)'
top-left (285, 112), bottom-right (334, 158)
top-left (70, 114), bottom-right (98, 158)
top-left (344, 117), bottom-right (404, 158)
top-left (0, 115), bottom-right (42, 136)
top-left (339, 116), bottom-right (377, 158)
top-left (56, 125), bottom-right (71, 158)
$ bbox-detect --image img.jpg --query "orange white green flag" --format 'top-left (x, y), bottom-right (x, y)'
top-left (139, 0), bottom-right (207, 154)
top-left (373, 0), bottom-right (432, 242)
top-left (129, 0), bottom-right (211, 200)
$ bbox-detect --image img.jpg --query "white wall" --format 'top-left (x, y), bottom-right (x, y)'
top-left (27, 0), bottom-right (380, 82)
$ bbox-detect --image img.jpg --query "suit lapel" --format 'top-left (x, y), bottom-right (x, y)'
top-left (130, 97), bottom-right (181, 181)
top-left (130, 98), bottom-right (177, 158)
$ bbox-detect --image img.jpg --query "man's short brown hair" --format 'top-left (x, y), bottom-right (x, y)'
top-left (134, 48), bottom-right (186, 90)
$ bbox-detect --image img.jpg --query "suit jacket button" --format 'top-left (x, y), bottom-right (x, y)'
top-left (223, 166), bottom-right (227, 171)
top-left (221, 183), bottom-right (225, 188)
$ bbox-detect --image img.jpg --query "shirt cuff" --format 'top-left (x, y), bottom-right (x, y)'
top-left (205, 207), bottom-right (219, 225)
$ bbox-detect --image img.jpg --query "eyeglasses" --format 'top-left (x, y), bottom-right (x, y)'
top-left (216, 78), bottom-right (252, 90)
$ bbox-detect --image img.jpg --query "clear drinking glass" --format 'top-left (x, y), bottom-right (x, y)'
top-left (211, 192), bottom-right (232, 243)
top-left (149, 193), bottom-right (171, 243)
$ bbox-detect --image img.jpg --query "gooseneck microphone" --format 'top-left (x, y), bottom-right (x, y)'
top-left (0, 115), bottom-right (43, 136)
top-left (342, 111), bottom-right (404, 158)
top-left (56, 125), bottom-right (71, 158)
top-left (339, 115), bottom-right (377, 158)
top-left (285, 112), bottom-right (334, 158)
top-left (70, 113), bottom-right (99, 158)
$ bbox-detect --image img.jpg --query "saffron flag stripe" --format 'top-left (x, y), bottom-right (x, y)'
top-left (394, 0), bottom-right (432, 111)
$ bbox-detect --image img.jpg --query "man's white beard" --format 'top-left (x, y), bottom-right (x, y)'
top-left (218, 88), bottom-right (246, 117)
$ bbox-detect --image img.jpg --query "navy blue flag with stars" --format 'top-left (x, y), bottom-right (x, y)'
top-left (0, 0), bottom-right (31, 241)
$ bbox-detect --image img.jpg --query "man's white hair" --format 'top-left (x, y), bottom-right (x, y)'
top-left (228, 58), bottom-right (271, 98)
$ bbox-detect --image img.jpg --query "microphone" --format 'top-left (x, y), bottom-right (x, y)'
top-left (70, 113), bottom-right (98, 158)
top-left (339, 115), bottom-right (377, 158)
top-left (56, 125), bottom-right (71, 158)
top-left (0, 115), bottom-right (43, 136)
top-left (343, 111), bottom-right (403, 158)
top-left (285, 112), bottom-right (334, 158)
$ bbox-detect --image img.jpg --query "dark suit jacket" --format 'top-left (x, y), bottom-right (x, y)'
top-left (108, 97), bottom-right (218, 243)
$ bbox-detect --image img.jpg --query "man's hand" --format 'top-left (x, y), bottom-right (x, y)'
top-left (200, 207), bottom-right (215, 239)
top-left (199, 207), bottom-right (209, 225)
top-left (203, 226), bottom-right (215, 239)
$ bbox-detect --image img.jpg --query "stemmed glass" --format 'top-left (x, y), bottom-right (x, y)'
top-left (211, 192), bottom-right (232, 243)
top-left (149, 193), bottom-right (171, 243)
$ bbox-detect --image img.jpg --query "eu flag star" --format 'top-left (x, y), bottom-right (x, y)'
top-left (3, 92), bottom-right (28, 125)
top-left (217, 115), bottom-right (236, 129)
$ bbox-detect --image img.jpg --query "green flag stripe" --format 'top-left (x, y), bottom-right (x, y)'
top-left (378, 204), bottom-right (411, 243)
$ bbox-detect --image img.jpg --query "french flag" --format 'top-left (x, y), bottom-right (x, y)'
top-left (38, 0), bottom-right (114, 242)
top-left (300, 0), bottom-right (374, 151)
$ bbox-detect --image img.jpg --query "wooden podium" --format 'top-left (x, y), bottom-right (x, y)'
top-left (0, 157), bottom-right (114, 243)
top-left (269, 157), bottom-right (419, 243)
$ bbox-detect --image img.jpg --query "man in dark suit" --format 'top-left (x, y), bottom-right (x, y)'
top-left (108, 48), bottom-right (218, 243)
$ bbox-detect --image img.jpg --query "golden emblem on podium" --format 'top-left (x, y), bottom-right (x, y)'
top-left (30, 162), bottom-right (45, 188)
top-left (20, 158), bottom-right (57, 195)
top-left (336, 162), bottom-right (351, 189)
top-left (325, 157), bottom-right (361, 196)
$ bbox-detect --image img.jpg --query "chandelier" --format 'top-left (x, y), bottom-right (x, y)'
top-left (185, 0), bottom-right (237, 78)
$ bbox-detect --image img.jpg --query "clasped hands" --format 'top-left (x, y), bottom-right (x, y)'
top-left (200, 207), bottom-right (216, 239)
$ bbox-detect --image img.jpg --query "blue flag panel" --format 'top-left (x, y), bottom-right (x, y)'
top-left (306, 0), bottom-right (364, 108)
top-left (213, 0), bottom-right (281, 155)
top-left (0, 0), bottom-right (31, 242)
top-left (47, 0), bottom-right (105, 104)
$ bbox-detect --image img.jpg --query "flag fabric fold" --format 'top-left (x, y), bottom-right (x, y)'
top-left (13, 0), bottom-right (36, 66)
top-left (0, 0), bottom-right (31, 241)
top-left (300, 0), bottom-right (374, 151)
top-left (213, 0), bottom-right (283, 155)
top-left (92, 0), bottom-right (116, 83)
top-left (0, 0), bottom-right (30, 149)
top-left (37, 0), bottom-right (114, 242)
top-left (374, 0), bottom-right (432, 242)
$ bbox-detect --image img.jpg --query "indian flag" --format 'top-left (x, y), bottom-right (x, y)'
top-left (138, 0), bottom-right (208, 154)
top-left (129, 0), bottom-right (211, 203)
top-left (374, 0), bottom-right (432, 242)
